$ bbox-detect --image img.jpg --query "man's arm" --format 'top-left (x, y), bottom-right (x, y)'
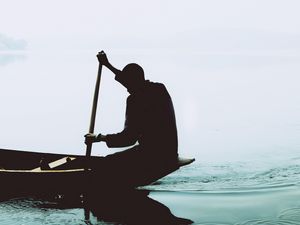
top-left (85, 96), bottom-right (139, 148)
top-left (97, 51), bottom-right (130, 90)
top-left (85, 130), bottom-right (138, 147)
top-left (97, 51), bottom-right (121, 76)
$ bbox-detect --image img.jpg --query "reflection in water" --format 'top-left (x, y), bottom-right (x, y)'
top-left (1, 189), bottom-right (300, 224)
top-left (86, 189), bottom-right (193, 225)
top-left (36, 190), bottom-right (193, 225)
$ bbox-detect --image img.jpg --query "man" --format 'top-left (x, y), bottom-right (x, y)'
top-left (85, 51), bottom-right (178, 186)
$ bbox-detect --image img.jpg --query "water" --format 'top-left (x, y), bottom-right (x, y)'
top-left (1, 155), bottom-right (300, 224)
top-left (0, 198), bottom-right (86, 225)
top-left (145, 156), bottom-right (300, 192)
top-left (146, 156), bottom-right (300, 224)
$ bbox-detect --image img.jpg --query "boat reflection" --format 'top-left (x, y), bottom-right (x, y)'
top-left (86, 189), bottom-right (193, 225)
top-left (38, 189), bottom-right (193, 225)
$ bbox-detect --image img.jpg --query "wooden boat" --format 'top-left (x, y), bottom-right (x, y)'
top-left (0, 148), bottom-right (194, 197)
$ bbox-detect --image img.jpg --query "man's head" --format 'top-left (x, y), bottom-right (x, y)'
top-left (121, 63), bottom-right (145, 93)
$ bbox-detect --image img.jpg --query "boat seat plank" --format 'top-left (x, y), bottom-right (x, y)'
top-left (31, 157), bottom-right (76, 172)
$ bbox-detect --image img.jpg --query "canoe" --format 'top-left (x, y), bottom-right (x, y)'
top-left (0, 148), bottom-right (194, 197)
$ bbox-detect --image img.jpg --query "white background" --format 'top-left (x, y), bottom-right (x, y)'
top-left (0, 0), bottom-right (300, 162)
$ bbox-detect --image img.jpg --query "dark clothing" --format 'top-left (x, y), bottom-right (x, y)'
top-left (101, 74), bottom-right (178, 187)
top-left (105, 74), bottom-right (178, 161)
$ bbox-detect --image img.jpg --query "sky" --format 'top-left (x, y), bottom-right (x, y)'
top-left (0, 0), bottom-right (300, 161)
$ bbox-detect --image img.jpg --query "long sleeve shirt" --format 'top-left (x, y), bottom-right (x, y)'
top-left (106, 75), bottom-right (178, 159)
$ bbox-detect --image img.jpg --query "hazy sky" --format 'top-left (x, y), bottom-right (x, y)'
top-left (1, 1), bottom-right (300, 161)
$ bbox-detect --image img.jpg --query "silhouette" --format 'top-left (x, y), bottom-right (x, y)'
top-left (39, 190), bottom-right (193, 225)
top-left (87, 190), bottom-right (193, 225)
top-left (85, 51), bottom-right (179, 187)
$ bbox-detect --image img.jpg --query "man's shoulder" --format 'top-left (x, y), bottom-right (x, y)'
top-left (146, 80), bottom-right (167, 91)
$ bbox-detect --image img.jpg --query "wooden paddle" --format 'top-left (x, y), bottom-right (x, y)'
top-left (85, 55), bottom-right (103, 158)
top-left (84, 54), bottom-right (104, 220)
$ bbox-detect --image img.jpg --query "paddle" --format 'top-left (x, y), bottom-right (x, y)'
top-left (85, 53), bottom-right (104, 158)
top-left (84, 52), bottom-right (104, 221)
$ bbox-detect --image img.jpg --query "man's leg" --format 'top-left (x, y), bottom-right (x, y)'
top-left (97, 145), bottom-right (144, 187)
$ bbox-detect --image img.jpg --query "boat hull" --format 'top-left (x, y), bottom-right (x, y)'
top-left (0, 148), bottom-right (194, 197)
top-left (0, 148), bottom-right (98, 197)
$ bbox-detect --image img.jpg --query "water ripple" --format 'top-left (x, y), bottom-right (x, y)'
top-left (235, 219), bottom-right (298, 225)
top-left (0, 198), bottom-right (86, 225)
top-left (145, 161), bottom-right (300, 192)
top-left (278, 207), bottom-right (300, 222)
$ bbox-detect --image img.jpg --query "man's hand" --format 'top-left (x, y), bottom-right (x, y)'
top-left (96, 51), bottom-right (122, 76)
top-left (97, 51), bottom-right (109, 66)
top-left (84, 133), bottom-right (97, 145)
top-left (84, 133), bottom-right (106, 145)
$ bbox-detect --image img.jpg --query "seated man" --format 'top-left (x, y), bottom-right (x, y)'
top-left (85, 51), bottom-right (179, 187)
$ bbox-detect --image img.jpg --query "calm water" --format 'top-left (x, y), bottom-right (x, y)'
top-left (147, 156), bottom-right (300, 192)
top-left (1, 155), bottom-right (300, 224)
top-left (0, 198), bottom-right (86, 225)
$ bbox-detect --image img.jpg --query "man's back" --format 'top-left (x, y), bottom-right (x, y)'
top-left (127, 81), bottom-right (178, 159)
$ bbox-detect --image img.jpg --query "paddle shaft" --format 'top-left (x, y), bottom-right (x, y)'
top-left (85, 63), bottom-right (103, 157)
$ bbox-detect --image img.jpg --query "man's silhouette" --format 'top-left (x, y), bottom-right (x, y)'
top-left (85, 51), bottom-right (178, 186)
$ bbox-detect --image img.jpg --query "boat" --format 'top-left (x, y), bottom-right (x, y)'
top-left (0, 148), bottom-right (194, 197)
top-left (0, 56), bottom-right (196, 199)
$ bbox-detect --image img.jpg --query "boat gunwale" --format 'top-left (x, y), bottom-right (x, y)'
top-left (0, 168), bottom-right (87, 173)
